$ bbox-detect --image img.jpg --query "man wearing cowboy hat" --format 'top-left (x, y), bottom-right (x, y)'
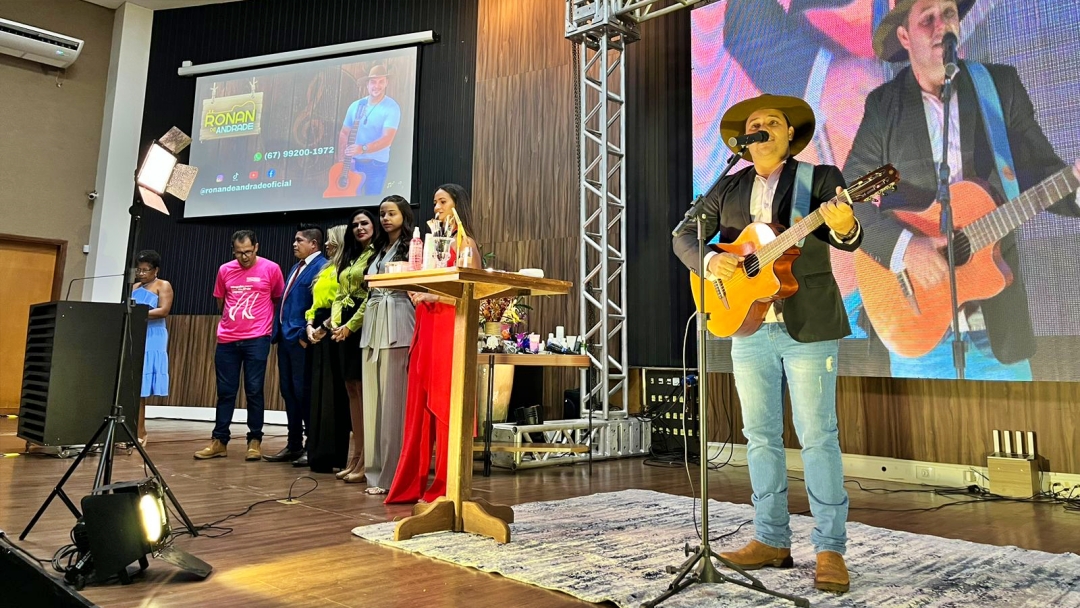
top-left (673, 94), bottom-right (862, 593)
top-left (337, 63), bottom-right (401, 195)
top-left (845, 0), bottom-right (1080, 379)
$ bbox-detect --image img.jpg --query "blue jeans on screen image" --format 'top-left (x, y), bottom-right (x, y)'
top-left (352, 159), bottom-right (388, 195)
top-left (212, 335), bottom-right (271, 444)
top-left (730, 324), bottom-right (848, 555)
top-left (888, 329), bottom-right (1032, 381)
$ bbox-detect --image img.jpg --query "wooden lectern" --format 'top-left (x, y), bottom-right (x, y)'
top-left (366, 267), bottom-right (572, 544)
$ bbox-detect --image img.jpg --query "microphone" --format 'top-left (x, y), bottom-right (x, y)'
top-left (728, 131), bottom-right (769, 148)
top-left (66, 273), bottom-right (126, 299)
top-left (942, 31), bottom-right (959, 79)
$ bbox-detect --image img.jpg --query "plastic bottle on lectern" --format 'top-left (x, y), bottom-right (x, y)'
top-left (408, 227), bottom-right (423, 270)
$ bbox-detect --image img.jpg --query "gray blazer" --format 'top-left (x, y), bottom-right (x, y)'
top-left (358, 243), bottom-right (416, 350)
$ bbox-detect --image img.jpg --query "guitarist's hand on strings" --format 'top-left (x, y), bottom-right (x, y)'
top-left (904, 236), bottom-right (948, 289)
top-left (820, 186), bottom-right (857, 235)
top-left (708, 252), bottom-right (743, 281)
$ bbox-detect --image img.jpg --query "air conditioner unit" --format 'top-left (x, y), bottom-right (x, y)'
top-left (0, 17), bottom-right (83, 69)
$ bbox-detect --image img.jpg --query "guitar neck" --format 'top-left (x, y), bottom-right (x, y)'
top-left (756, 204), bottom-right (830, 265)
top-left (964, 168), bottom-right (1080, 252)
top-left (343, 120), bottom-right (361, 163)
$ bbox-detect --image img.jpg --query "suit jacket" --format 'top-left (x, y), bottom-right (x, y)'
top-left (673, 160), bottom-right (860, 343)
top-left (275, 252), bottom-right (329, 345)
top-left (844, 62), bottom-right (1078, 363)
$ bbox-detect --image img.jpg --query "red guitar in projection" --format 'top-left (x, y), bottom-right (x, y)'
top-left (854, 166), bottom-right (1080, 357)
top-left (323, 119), bottom-right (365, 198)
top-left (689, 164), bottom-right (899, 338)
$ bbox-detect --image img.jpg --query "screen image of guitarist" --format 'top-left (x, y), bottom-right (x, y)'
top-left (325, 64), bottom-right (401, 198)
top-left (691, 0), bottom-right (1080, 382)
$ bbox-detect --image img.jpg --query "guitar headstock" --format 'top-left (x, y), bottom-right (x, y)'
top-left (845, 164), bottom-right (900, 203)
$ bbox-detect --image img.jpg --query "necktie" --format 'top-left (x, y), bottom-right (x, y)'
top-left (282, 261), bottom-right (306, 307)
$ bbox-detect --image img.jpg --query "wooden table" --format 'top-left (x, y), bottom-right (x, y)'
top-left (366, 267), bottom-right (573, 544)
top-left (479, 353), bottom-right (590, 476)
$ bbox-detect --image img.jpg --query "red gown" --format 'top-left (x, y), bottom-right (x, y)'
top-left (385, 251), bottom-right (457, 504)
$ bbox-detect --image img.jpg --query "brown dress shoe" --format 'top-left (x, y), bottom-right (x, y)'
top-left (815, 551), bottom-right (850, 593)
top-left (719, 539), bottom-right (793, 570)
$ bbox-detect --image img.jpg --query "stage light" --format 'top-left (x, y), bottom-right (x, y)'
top-left (135, 126), bottom-right (198, 215)
top-left (139, 492), bottom-right (166, 544)
top-left (73, 477), bottom-right (210, 587)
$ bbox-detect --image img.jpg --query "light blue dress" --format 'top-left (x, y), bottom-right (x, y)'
top-left (133, 283), bottom-right (169, 397)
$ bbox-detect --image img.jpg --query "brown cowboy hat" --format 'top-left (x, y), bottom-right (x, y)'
top-left (362, 64), bottom-right (390, 80)
top-left (720, 94), bottom-right (815, 160)
top-left (873, 0), bottom-right (976, 63)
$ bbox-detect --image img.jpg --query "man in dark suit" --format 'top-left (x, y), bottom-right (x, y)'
top-left (265, 224), bottom-right (328, 465)
top-left (673, 94), bottom-right (862, 593)
top-left (844, 0), bottom-right (1080, 379)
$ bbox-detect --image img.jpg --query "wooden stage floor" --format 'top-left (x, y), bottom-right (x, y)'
top-left (1, 418), bottom-right (1076, 607)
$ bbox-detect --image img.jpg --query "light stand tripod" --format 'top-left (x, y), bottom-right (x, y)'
top-left (21, 201), bottom-right (198, 541)
top-left (646, 151), bottom-right (808, 608)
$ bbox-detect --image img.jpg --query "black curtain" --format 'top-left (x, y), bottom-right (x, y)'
top-left (626, 12), bottom-right (696, 368)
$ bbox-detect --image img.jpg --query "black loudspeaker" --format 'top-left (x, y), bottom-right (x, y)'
top-left (0, 533), bottom-right (96, 608)
top-left (17, 301), bottom-right (147, 447)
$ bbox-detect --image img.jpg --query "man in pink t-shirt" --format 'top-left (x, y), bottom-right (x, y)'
top-left (194, 230), bottom-right (284, 461)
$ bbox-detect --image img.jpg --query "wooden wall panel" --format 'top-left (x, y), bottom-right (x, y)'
top-left (473, 0), bottom-right (577, 420)
top-left (705, 373), bottom-right (1080, 474)
top-left (146, 315), bottom-right (285, 411)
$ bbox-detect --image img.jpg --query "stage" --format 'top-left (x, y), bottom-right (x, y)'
top-left (1, 417), bottom-right (1077, 607)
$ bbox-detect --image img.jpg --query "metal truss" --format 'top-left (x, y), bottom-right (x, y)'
top-left (565, 0), bottom-right (705, 419)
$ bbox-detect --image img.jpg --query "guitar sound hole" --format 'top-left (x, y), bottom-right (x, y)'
top-left (744, 254), bottom-right (761, 278)
top-left (953, 232), bottom-right (972, 265)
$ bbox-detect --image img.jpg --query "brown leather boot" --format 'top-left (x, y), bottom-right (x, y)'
top-left (194, 439), bottom-right (227, 460)
top-left (815, 551), bottom-right (850, 593)
top-left (719, 540), bottom-right (793, 570)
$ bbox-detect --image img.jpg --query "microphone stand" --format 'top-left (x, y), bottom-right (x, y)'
top-left (649, 148), bottom-right (808, 608)
top-left (937, 61), bottom-right (966, 380)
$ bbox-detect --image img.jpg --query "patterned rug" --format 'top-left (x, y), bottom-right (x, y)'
top-left (352, 489), bottom-right (1080, 607)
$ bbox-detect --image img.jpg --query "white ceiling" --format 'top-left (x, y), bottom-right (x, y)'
top-left (82, 0), bottom-right (244, 10)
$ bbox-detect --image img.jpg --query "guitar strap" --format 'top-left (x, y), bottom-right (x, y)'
top-left (966, 62), bottom-right (1020, 201)
top-left (791, 161), bottom-right (814, 247)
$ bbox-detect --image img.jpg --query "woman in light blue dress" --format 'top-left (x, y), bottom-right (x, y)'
top-left (131, 250), bottom-right (173, 445)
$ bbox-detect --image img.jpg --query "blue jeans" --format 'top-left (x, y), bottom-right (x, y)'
top-left (277, 339), bottom-right (311, 450)
top-left (213, 336), bottom-right (271, 444)
top-left (731, 323), bottom-right (848, 555)
top-left (888, 329), bottom-right (1032, 381)
top-left (352, 159), bottom-right (388, 195)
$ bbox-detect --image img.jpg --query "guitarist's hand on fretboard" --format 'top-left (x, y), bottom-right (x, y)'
top-left (820, 186), bottom-right (857, 234)
top-left (707, 252), bottom-right (743, 281)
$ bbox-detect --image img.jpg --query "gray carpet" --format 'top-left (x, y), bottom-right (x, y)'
top-left (352, 489), bottom-right (1080, 607)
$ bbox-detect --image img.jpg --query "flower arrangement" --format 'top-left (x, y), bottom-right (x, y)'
top-left (479, 297), bottom-right (531, 338)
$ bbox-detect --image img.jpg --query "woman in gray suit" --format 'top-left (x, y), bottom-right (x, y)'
top-left (361, 195), bottom-right (417, 494)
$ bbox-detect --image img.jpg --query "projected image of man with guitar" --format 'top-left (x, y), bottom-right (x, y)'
top-left (673, 94), bottom-right (898, 594)
top-left (844, 0), bottom-right (1080, 380)
top-left (326, 64), bottom-right (401, 198)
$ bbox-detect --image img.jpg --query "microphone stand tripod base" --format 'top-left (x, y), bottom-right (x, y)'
top-left (643, 542), bottom-right (810, 608)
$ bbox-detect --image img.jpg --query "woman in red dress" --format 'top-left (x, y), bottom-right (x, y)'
top-left (386, 184), bottom-right (480, 504)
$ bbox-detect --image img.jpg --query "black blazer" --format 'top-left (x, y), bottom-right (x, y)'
top-left (673, 160), bottom-right (860, 343)
top-left (844, 62), bottom-right (1078, 363)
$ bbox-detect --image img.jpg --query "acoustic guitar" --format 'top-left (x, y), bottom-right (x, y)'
top-left (689, 164), bottom-right (899, 338)
top-left (323, 118), bottom-right (365, 198)
top-left (854, 166), bottom-right (1080, 357)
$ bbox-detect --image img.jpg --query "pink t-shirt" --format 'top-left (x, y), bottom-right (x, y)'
top-left (213, 257), bottom-right (285, 344)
